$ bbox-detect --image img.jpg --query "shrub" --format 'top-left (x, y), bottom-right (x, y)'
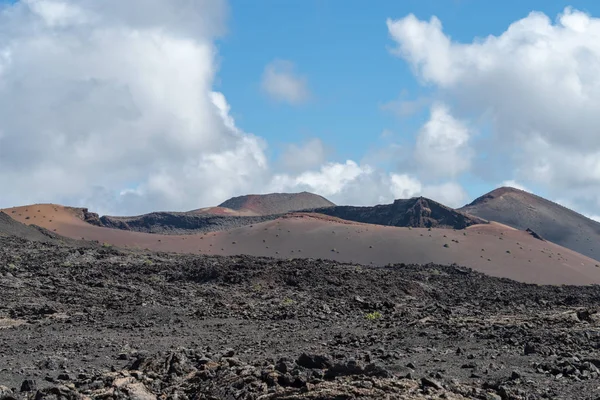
top-left (281, 298), bottom-right (295, 306)
top-left (365, 311), bottom-right (382, 321)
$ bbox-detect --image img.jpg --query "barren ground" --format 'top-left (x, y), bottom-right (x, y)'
top-left (4, 205), bottom-right (600, 285)
top-left (2, 236), bottom-right (600, 399)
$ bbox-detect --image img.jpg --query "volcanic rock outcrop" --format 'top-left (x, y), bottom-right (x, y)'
top-left (313, 197), bottom-right (487, 229)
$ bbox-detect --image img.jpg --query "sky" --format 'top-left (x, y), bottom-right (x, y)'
top-left (1, 0), bottom-right (600, 219)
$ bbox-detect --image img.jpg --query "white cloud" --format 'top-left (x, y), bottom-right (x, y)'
top-left (26, 0), bottom-right (89, 27)
top-left (415, 103), bottom-right (472, 178)
top-left (500, 180), bottom-right (528, 192)
top-left (388, 7), bottom-right (600, 216)
top-left (390, 174), bottom-right (422, 199)
top-left (0, 0), bottom-right (268, 215)
top-left (261, 60), bottom-right (309, 104)
top-left (422, 182), bottom-right (468, 208)
top-left (279, 138), bottom-right (327, 172)
top-left (270, 161), bottom-right (467, 207)
top-left (0, 0), bottom-right (474, 215)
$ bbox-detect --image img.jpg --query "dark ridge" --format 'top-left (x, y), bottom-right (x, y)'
top-left (82, 210), bottom-right (278, 235)
top-left (526, 228), bottom-right (545, 241)
top-left (219, 191), bottom-right (335, 215)
top-left (460, 186), bottom-right (600, 261)
top-left (310, 196), bottom-right (487, 229)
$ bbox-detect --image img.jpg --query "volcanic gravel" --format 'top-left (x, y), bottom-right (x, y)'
top-left (1, 236), bottom-right (600, 399)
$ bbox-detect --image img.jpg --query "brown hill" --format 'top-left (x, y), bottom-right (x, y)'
top-left (3, 204), bottom-right (600, 285)
top-left (312, 197), bottom-right (487, 229)
top-left (459, 187), bottom-right (600, 262)
top-left (218, 191), bottom-right (335, 215)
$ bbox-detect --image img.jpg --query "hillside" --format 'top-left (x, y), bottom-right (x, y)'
top-left (2, 235), bottom-right (600, 398)
top-left (0, 211), bottom-right (65, 242)
top-left (3, 205), bottom-right (600, 285)
top-left (82, 209), bottom-right (276, 234)
top-left (459, 187), bottom-right (600, 262)
top-left (312, 197), bottom-right (487, 229)
top-left (219, 191), bottom-right (335, 215)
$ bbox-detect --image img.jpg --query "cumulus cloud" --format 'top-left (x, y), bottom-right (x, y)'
top-left (279, 138), bottom-right (327, 172)
top-left (261, 60), bottom-right (310, 104)
top-left (0, 0), bottom-right (472, 215)
top-left (390, 174), bottom-right (422, 199)
top-left (387, 7), bottom-right (600, 216)
top-left (421, 182), bottom-right (468, 208)
top-left (0, 0), bottom-right (270, 215)
top-left (415, 103), bottom-right (472, 179)
top-left (270, 160), bottom-right (466, 207)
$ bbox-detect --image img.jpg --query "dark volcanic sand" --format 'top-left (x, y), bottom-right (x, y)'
top-left (2, 237), bottom-right (600, 398)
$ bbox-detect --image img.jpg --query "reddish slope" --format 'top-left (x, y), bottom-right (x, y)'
top-left (460, 187), bottom-right (600, 262)
top-left (3, 204), bottom-right (600, 285)
top-left (218, 192), bottom-right (335, 215)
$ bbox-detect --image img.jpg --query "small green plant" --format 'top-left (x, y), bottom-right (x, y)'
top-left (252, 283), bottom-right (263, 292)
top-left (61, 262), bottom-right (72, 267)
top-left (144, 259), bottom-right (154, 266)
top-left (7, 263), bottom-right (16, 271)
top-left (443, 243), bottom-right (449, 248)
top-left (365, 311), bottom-right (382, 321)
top-left (102, 242), bottom-right (112, 248)
top-left (281, 298), bottom-right (295, 306)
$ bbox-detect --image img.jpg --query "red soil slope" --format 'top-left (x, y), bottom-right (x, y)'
top-left (460, 187), bottom-right (600, 262)
top-left (3, 204), bottom-right (600, 285)
top-left (218, 192), bottom-right (335, 215)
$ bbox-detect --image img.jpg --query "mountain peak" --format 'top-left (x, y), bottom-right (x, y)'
top-left (459, 186), bottom-right (600, 262)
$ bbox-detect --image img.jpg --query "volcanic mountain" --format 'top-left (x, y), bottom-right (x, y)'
top-left (52, 195), bottom-right (483, 234)
top-left (312, 196), bottom-right (487, 229)
top-left (459, 186), bottom-right (600, 262)
top-left (218, 191), bottom-right (335, 215)
top-left (3, 203), bottom-right (600, 284)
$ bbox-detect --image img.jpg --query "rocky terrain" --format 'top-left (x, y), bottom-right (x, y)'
top-left (313, 197), bottom-right (487, 229)
top-left (460, 187), bottom-right (600, 262)
top-left (2, 235), bottom-right (600, 399)
top-left (53, 195), bottom-right (486, 236)
top-left (82, 209), bottom-right (277, 235)
top-left (72, 191), bottom-right (337, 235)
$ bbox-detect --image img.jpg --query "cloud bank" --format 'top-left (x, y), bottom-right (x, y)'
top-left (387, 7), bottom-right (600, 216)
top-left (0, 0), bottom-right (466, 214)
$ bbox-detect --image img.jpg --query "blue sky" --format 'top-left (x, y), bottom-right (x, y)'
top-left (1, 0), bottom-right (600, 216)
top-left (215, 0), bottom-right (600, 201)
